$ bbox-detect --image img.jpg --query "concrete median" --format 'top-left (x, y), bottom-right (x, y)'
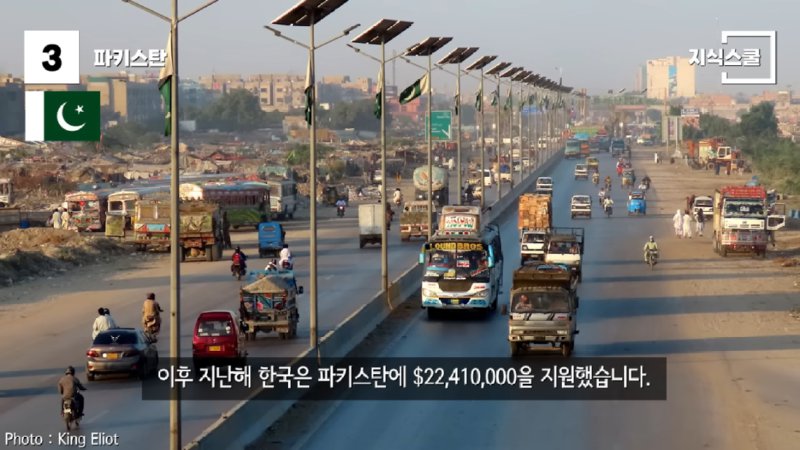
top-left (184, 148), bottom-right (563, 450)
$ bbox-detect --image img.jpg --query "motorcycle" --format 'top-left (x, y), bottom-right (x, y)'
top-left (592, 173), bottom-right (599, 185)
top-left (231, 262), bottom-right (246, 280)
top-left (604, 203), bottom-right (613, 218)
top-left (336, 205), bottom-right (345, 217)
top-left (62, 398), bottom-right (82, 431)
top-left (646, 248), bottom-right (659, 269)
top-left (143, 315), bottom-right (160, 342)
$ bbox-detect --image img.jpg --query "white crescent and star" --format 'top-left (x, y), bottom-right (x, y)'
top-left (56, 102), bottom-right (86, 132)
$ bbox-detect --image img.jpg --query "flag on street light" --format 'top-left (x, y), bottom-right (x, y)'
top-left (503, 88), bottom-right (512, 111)
top-left (399, 73), bottom-right (429, 104)
top-left (454, 89), bottom-right (460, 116)
top-left (491, 87), bottom-right (499, 106)
top-left (304, 59), bottom-right (314, 126)
top-left (157, 32), bottom-right (173, 136)
top-left (475, 89), bottom-right (482, 112)
top-left (373, 67), bottom-right (383, 119)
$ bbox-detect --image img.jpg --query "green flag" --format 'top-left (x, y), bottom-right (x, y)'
top-left (399, 73), bottom-right (429, 104)
top-left (26, 90), bottom-right (101, 141)
top-left (158, 32), bottom-right (173, 136)
top-left (374, 68), bottom-right (383, 119)
top-left (503, 88), bottom-right (512, 111)
top-left (304, 59), bottom-right (313, 126)
top-left (475, 89), bottom-right (482, 112)
top-left (454, 91), bottom-right (460, 116)
top-left (491, 87), bottom-right (498, 106)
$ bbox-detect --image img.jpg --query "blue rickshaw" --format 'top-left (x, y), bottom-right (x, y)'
top-left (257, 222), bottom-right (286, 258)
top-left (627, 190), bottom-right (647, 215)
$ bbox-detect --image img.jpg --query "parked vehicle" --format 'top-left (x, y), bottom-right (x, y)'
top-left (192, 310), bottom-right (247, 373)
top-left (258, 222), bottom-right (285, 258)
top-left (86, 328), bottom-right (159, 381)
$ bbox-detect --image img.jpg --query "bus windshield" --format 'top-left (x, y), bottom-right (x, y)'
top-left (424, 247), bottom-right (490, 282)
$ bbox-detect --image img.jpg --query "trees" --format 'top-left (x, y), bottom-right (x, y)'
top-left (197, 89), bottom-right (269, 132)
top-left (739, 102), bottom-right (778, 139)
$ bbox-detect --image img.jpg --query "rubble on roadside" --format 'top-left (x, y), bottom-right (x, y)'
top-left (0, 228), bottom-right (130, 287)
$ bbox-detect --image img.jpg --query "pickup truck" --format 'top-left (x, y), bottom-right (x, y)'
top-left (535, 177), bottom-right (553, 194)
top-left (574, 164), bottom-right (588, 180)
top-left (570, 195), bottom-right (592, 219)
top-left (544, 227), bottom-right (585, 282)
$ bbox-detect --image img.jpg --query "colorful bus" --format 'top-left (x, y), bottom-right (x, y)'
top-left (107, 186), bottom-right (170, 230)
top-left (197, 183), bottom-right (271, 230)
top-left (264, 178), bottom-right (298, 220)
top-left (65, 191), bottom-right (111, 231)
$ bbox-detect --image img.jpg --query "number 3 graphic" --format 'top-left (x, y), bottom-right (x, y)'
top-left (42, 43), bottom-right (62, 72)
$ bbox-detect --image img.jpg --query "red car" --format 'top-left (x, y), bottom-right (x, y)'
top-left (192, 310), bottom-right (247, 371)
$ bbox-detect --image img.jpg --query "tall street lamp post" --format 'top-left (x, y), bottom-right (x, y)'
top-left (485, 62), bottom-right (511, 202)
top-left (465, 55), bottom-right (498, 211)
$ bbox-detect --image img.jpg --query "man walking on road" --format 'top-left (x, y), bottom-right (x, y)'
top-left (695, 209), bottom-right (705, 236)
top-left (682, 210), bottom-right (693, 239)
top-left (673, 209), bottom-right (683, 238)
top-left (51, 209), bottom-right (62, 229)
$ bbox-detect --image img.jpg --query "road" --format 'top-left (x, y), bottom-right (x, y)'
top-left (0, 159), bottom-right (535, 449)
top-left (287, 147), bottom-right (800, 450)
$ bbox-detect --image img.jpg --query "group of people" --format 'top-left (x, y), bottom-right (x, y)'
top-left (672, 208), bottom-right (705, 238)
top-left (49, 207), bottom-right (72, 230)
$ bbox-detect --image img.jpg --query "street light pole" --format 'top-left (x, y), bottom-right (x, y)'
top-left (120, 1), bottom-right (218, 448)
top-left (456, 63), bottom-right (462, 201)
top-left (495, 76), bottom-right (501, 202)
top-left (479, 70), bottom-right (485, 210)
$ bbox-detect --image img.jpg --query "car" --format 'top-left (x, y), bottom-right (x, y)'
top-left (192, 310), bottom-right (247, 371)
top-left (574, 164), bottom-right (589, 180)
top-left (692, 195), bottom-right (713, 218)
top-left (610, 139), bottom-right (626, 156)
top-left (86, 328), bottom-right (159, 381)
top-left (482, 169), bottom-right (493, 187)
top-left (535, 177), bottom-right (553, 193)
top-left (570, 195), bottom-right (592, 218)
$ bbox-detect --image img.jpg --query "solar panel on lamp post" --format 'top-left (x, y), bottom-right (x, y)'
top-left (405, 37), bottom-right (452, 239)
top-left (350, 19), bottom-right (413, 306)
top-left (485, 62), bottom-right (511, 201)
top-left (268, 0), bottom-right (360, 362)
top-left (465, 55), bottom-right (497, 211)
top-left (437, 47), bottom-right (478, 204)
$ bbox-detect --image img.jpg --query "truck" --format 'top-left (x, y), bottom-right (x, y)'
top-left (518, 194), bottom-right (552, 264)
top-left (544, 227), bottom-right (585, 282)
top-left (133, 199), bottom-right (224, 261)
top-left (358, 203), bottom-right (383, 248)
top-left (0, 177), bottom-right (12, 207)
top-left (503, 262), bottom-right (579, 357)
top-left (413, 166), bottom-right (450, 207)
top-left (438, 205), bottom-right (481, 232)
top-left (712, 186), bottom-right (785, 257)
top-left (564, 139), bottom-right (580, 158)
top-left (570, 195), bottom-right (592, 219)
top-left (400, 201), bottom-right (436, 241)
top-left (419, 209), bottom-right (503, 318)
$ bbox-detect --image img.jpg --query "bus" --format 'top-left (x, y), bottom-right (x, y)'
top-left (0, 178), bottom-right (12, 207)
top-left (265, 178), bottom-right (298, 220)
top-left (65, 191), bottom-right (111, 231)
top-left (198, 183), bottom-right (271, 230)
top-left (418, 213), bottom-right (503, 318)
top-left (107, 186), bottom-right (170, 230)
top-left (564, 139), bottom-right (581, 159)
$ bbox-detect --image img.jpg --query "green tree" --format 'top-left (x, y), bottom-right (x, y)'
top-left (739, 101), bottom-right (778, 140)
top-left (102, 122), bottom-right (161, 150)
top-left (198, 89), bottom-right (267, 132)
top-left (286, 143), bottom-right (334, 166)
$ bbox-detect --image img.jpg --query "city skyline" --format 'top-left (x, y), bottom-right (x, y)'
top-left (1, 0), bottom-right (796, 97)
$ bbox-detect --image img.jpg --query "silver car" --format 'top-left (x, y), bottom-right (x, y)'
top-left (86, 328), bottom-right (159, 381)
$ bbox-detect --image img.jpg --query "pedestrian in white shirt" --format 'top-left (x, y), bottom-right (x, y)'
top-left (51, 209), bottom-right (62, 229)
top-left (682, 210), bottom-right (693, 239)
top-left (92, 307), bottom-right (118, 340)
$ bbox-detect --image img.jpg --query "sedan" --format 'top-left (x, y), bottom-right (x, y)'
top-left (86, 328), bottom-right (159, 380)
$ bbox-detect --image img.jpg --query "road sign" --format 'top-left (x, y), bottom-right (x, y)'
top-left (426, 111), bottom-right (452, 140)
top-left (681, 107), bottom-right (700, 117)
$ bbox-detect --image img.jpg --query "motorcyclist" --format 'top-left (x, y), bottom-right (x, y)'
top-left (592, 172), bottom-right (599, 184)
top-left (463, 184), bottom-right (474, 204)
top-left (643, 235), bottom-right (659, 262)
top-left (279, 244), bottom-right (293, 269)
top-left (604, 176), bottom-right (612, 190)
top-left (231, 246), bottom-right (247, 274)
top-left (58, 366), bottom-right (86, 418)
top-left (603, 196), bottom-right (614, 214)
top-left (392, 188), bottom-right (403, 206)
top-left (142, 293), bottom-right (163, 337)
top-left (598, 188), bottom-right (606, 202)
top-left (642, 175), bottom-right (651, 189)
top-left (335, 198), bottom-right (347, 216)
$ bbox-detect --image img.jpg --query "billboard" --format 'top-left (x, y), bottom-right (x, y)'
top-left (668, 65), bottom-right (677, 98)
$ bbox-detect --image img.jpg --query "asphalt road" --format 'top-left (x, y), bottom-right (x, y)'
top-left (0, 158), bottom-right (537, 449)
top-left (292, 147), bottom-right (800, 450)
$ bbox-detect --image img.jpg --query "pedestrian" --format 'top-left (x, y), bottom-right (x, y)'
top-left (682, 210), bottom-right (693, 239)
top-left (92, 307), bottom-right (117, 340)
top-left (672, 209), bottom-right (683, 238)
top-left (222, 211), bottom-right (232, 249)
top-left (695, 209), bottom-right (705, 236)
top-left (60, 208), bottom-right (71, 231)
top-left (654, 152), bottom-right (660, 164)
top-left (51, 208), bottom-right (62, 230)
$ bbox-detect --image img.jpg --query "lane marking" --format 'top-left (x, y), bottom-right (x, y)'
top-left (83, 409), bottom-right (109, 424)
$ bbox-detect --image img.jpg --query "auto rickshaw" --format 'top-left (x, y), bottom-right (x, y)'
top-left (621, 169), bottom-right (636, 188)
top-left (257, 221), bottom-right (285, 258)
top-left (627, 190), bottom-right (647, 215)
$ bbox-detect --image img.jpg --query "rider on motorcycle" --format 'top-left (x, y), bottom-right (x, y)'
top-left (279, 244), bottom-right (293, 269)
top-left (592, 172), bottom-right (599, 184)
top-left (643, 235), bottom-right (659, 262)
top-left (642, 175), bottom-right (651, 189)
top-left (58, 366), bottom-right (86, 418)
top-left (599, 188), bottom-right (606, 202)
top-left (392, 188), bottom-right (403, 206)
top-left (603, 196), bottom-right (614, 212)
top-left (232, 246), bottom-right (247, 273)
top-left (142, 293), bottom-right (163, 336)
top-left (604, 176), bottom-right (612, 189)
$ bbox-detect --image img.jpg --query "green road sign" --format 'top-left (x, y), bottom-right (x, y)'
top-left (426, 111), bottom-right (452, 140)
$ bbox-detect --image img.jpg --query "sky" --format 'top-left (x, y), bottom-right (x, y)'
top-left (1, 0), bottom-right (797, 96)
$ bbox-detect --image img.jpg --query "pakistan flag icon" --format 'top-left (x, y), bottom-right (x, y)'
top-left (25, 91), bottom-right (101, 142)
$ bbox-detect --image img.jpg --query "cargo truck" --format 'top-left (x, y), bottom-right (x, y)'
top-left (133, 199), bottom-right (223, 261)
top-left (712, 186), bottom-right (785, 257)
top-left (358, 203), bottom-right (384, 248)
top-left (413, 166), bottom-right (449, 207)
top-left (518, 194), bottom-right (552, 264)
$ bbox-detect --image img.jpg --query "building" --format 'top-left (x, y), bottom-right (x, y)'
top-left (646, 57), bottom-right (695, 100)
top-left (634, 65), bottom-right (647, 93)
top-left (0, 75), bottom-right (25, 136)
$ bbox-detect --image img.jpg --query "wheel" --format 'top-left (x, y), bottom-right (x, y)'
top-left (278, 332), bottom-right (287, 340)
top-left (65, 413), bottom-right (72, 431)
top-left (86, 372), bottom-right (95, 381)
top-left (359, 239), bottom-right (365, 249)
top-left (561, 342), bottom-right (573, 357)
top-left (720, 247), bottom-right (728, 257)
top-left (206, 245), bottom-right (214, 262)
top-left (509, 342), bottom-right (521, 356)
top-left (426, 308), bottom-right (439, 320)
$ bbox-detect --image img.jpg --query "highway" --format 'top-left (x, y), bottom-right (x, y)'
top-left (284, 147), bottom-right (800, 450)
top-left (0, 165), bottom-right (525, 448)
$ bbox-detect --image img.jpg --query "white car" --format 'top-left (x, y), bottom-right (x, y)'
top-left (692, 195), bottom-right (713, 218)
top-left (483, 169), bottom-right (493, 187)
top-left (535, 177), bottom-right (553, 193)
top-left (570, 195), bottom-right (592, 218)
top-left (574, 164), bottom-right (588, 180)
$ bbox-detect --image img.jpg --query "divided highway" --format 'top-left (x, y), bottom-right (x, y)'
top-left (0, 173), bottom-right (521, 448)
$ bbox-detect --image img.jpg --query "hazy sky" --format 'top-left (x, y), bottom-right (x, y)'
top-left (2, 0), bottom-right (797, 96)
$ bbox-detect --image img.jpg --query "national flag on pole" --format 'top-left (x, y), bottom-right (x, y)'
top-left (503, 88), bottom-right (512, 111)
top-left (454, 89), bottom-right (460, 116)
top-left (491, 87), bottom-right (499, 106)
top-left (399, 73), bottom-right (429, 104)
top-left (474, 89), bottom-right (482, 112)
top-left (158, 32), bottom-right (173, 136)
top-left (373, 67), bottom-right (383, 119)
top-left (25, 90), bottom-right (101, 141)
top-left (304, 59), bottom-right (314, 126)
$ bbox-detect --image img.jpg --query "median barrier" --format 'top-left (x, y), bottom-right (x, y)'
top-left (185, 147), bottom-right (563, 450)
